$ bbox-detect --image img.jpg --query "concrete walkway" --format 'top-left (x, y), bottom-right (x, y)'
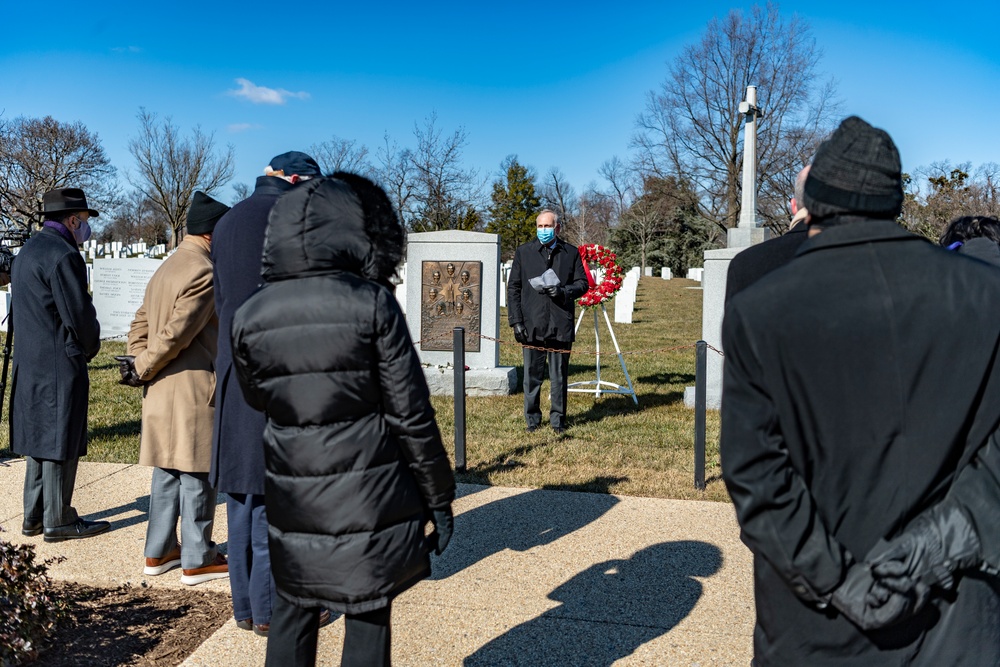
top-left (0, 459), bottom-right (754, 666)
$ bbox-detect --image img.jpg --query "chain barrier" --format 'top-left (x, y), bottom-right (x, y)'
top-left (412, 333), bottom-right (724, 358)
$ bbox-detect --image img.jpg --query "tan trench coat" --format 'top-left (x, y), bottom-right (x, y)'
top-left (127, 235), bottom-right (217, 472)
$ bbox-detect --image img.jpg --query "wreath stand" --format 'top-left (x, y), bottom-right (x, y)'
top-left (567, 303), bottom-right (638, 404)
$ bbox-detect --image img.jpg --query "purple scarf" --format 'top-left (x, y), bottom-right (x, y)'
top-left (43, 220), bottom-right (77, 244)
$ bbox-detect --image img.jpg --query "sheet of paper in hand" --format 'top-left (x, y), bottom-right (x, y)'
top-left (529, 268), bottom-right (560, 293)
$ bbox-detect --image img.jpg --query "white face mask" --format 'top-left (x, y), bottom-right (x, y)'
top-left (73, 216), bottom-right (92, 244)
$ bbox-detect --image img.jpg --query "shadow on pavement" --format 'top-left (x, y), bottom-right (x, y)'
top-left (465, 540), bottom-right (723, 666)
top-left (430, 478), bottom-right (624, 580)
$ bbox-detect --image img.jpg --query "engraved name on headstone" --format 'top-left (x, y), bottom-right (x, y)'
top-left (91, 258), bottom-right (163, 338)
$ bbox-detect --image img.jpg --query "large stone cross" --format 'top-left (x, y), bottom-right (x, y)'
top-left (727, 85), bottom-right (769, 249)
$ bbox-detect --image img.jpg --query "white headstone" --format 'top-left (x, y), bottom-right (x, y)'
top-left (0, 289), bottom-right (10, 332)
top-left (395, 281), bottom-right (406, 315)
top-left (661, 267), bottom-right (672, 280)
top-left (614, 293), bottom-right (634, 324)
top-left (644, 266), bottom-right (653, 277)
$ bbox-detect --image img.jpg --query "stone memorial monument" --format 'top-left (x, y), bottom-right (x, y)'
top-left (405, 230), bottom-right (516, 396)
top-left (686, 85), bottom-right (771, 409)
top-left (91, 257), bottom-right (163, 338)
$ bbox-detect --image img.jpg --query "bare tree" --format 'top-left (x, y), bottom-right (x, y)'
top-left (309, 135), bottom-right (373, 176)
top-left (374, 133), bottom-right (416, 226)
top-left (574, 187), bottom-right (614, 247)
top-left (900, 161), bottom-right (1000, 240)
top-left (617, 181), bottom-right (668, 273)
top-left (408, 113), bottom-right (482, 231)
top-left (598, 156), bottom-right (635, 222)
top-left (633, 3), bottom-right (838, 234)
top-left (231, 182), bottom-right (252, 204)
top-left (127, 108), bottom-right (234, 248)
top-left (99, 188), bottom-right (168, 245)
top-left (0, 115), bottom-right (118, 231)
top-left (541, 167), bottom-right (578, 234)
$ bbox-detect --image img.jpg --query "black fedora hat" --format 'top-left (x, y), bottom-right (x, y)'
top-left (41, 188), bottom-right (99, 218)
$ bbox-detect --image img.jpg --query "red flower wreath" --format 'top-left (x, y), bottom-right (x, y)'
top-left (577, 244), bottom-right (625, 307)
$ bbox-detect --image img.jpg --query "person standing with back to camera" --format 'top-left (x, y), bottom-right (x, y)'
top-left (210, 151), bottom-right (323, 636)
top-left (231, 172), bottom-right (456, 666)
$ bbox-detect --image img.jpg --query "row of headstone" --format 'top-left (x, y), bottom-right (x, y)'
top-left (80, 240), bottom-right (165, 262)
top-left (614, 267), bottom-right (641, 324)
top-left (686, 268), bottom-right (704, 282)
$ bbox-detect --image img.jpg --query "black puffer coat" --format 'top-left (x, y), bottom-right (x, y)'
top-left (231, 177), bottom-right (455, 614)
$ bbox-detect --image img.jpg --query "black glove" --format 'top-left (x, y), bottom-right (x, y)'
top-left (512, 323), bottom-right (529, 346)
top-left (869, 499), bottom-right (981, 593)
top-left (428, 507), bottom-right (454, 556)
top-left (830, 563), bottom-right (918, 630)
top-left (543, 284), bottom-right (565, 301)
top-left (114, 355), bottom-right (145, 387)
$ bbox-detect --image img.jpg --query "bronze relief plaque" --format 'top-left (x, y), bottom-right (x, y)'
top-left (421, 260), bottom-right (482, 352)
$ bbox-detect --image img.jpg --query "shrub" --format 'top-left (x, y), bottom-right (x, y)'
top-left (0, 531), bottom-right (67, 666)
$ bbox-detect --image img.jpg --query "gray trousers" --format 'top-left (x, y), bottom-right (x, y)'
top-left (145, 467), bottom-right (218, 569)
top-left (23, 456), bottom-right (80, 528)
top-left (523, 342), bottom-right (572, 429)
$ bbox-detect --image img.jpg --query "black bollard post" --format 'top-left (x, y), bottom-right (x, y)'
top-left (453, 327), bottom-right (467, 472)
top-left (694, 340), bottom-right (707, 490)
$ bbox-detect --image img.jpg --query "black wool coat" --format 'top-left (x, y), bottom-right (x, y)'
top-left (507, 237), bottom-right (589, 344)
top-left (721, 218), bottom-right (1000, 665)
top-left (231, 178), bottom-right (456, 614)
top-left (724, 223), bottom-right (809, 304)
top-left (10, 227), bottom-right (100, 461)
top-left (210, 176), bottom-right (298, 495)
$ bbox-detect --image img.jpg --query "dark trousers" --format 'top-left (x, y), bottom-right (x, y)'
top-left (23, 456), bottom-right (79, 528)
top-left (227, 493), bottom-right (275, 625)
top-left (265, 592), bottom-right (391, 667)
top-left (523, 341), bottom-right (571, 429)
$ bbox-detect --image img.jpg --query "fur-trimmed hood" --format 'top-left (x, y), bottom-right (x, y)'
top-left (261, 175), bottom-right (404, 283)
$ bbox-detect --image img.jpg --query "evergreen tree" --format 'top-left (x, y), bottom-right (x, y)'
top-left (486, 155), bottom-right (541, 260)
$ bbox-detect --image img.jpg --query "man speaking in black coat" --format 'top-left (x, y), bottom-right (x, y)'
top-left (721, 116), bottom-right (1000, 665)
top-left (507, 210), bottom-right (588, 434)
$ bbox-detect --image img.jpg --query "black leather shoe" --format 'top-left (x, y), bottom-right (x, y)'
top-left (21, 519), bottom-right (42, 537)
top-left (44, 518), bottom-right (111, 543)
top-left (553, 427), bottom-right (567, 436)
top-left (526, 424), bottom-right (540, 433)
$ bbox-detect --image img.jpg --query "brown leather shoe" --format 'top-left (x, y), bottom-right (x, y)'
top-left (180, 553), bottom-right (229, 585)
top-left (144, 544), bottom-right (182, 575)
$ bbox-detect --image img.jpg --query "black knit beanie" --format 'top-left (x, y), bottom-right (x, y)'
top-left (186, 191), bottom-right (230, 235)
top-left (802, 116), bottom-right (903, 221)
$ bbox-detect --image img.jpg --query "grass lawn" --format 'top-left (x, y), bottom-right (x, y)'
top-left (0, 277), bottom-right (726, 501)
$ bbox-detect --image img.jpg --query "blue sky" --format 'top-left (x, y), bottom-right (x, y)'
top-left (3, 1), bottom-right (999, 202)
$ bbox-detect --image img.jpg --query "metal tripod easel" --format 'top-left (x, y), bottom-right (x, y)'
top-left (567, 303), bottom-right (637, 404)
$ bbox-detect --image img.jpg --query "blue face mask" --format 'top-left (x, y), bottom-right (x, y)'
top-left (73, 216), bottom-right (92, 244)
top-left (537, 227), bottom-right (555, 244)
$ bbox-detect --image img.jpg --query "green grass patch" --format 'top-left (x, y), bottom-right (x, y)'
top-left (0, 278), bottom-right (726, 501)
